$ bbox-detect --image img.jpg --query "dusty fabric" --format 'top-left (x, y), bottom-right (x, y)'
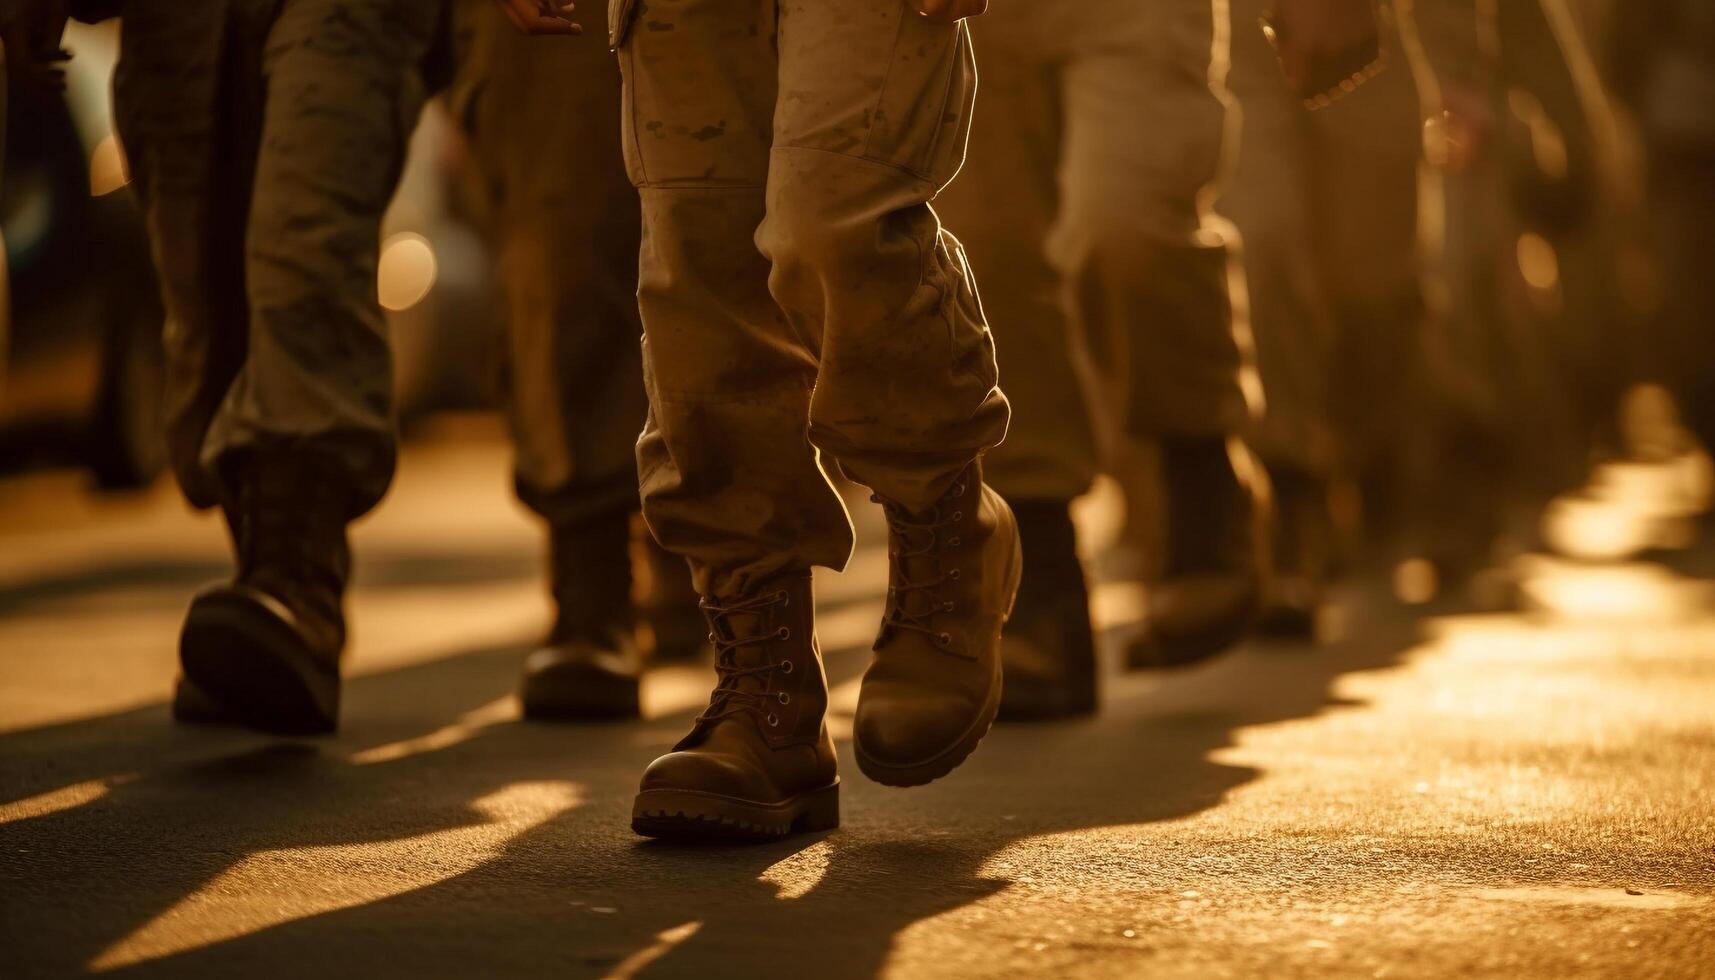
top-left (933, 0), bottom-right (1248, 503)
top-left (616, 0), bottom-right (1009, 598)
top-left (449, 0), bottom-right (648, 528)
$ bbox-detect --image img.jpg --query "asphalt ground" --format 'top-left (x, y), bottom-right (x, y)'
top-left (2, 428), bottom-right (1711, 978)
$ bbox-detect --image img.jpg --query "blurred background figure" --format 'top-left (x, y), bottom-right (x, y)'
top-left (935, 0), bottom-right (1269, 721)
top-left (1219, 0), bottom-right (1425, 637)
top-left (35, 0), bottom-right (696, 734)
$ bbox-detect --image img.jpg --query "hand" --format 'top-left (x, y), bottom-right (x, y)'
top-left (492, 0), bottom-right (581, 36)
top-left (3, 0), bottom-right (72, 91)
top-left (913, 0), bottom-right (988, 24)
top-left (1264, 0), bottom-right (1381, 101)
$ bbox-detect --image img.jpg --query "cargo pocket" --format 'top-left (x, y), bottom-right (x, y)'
top-left (608, 0), bottom-right (639, 49)
top-left (864, 18), bottom-right (977, 189)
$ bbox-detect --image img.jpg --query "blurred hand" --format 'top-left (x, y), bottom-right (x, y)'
top-left (3, 0), bottom-right (72, 91)
top-left (1265, 0), bottom-right (1380, 101)
top-left (913, 0), bottom-right (988, 24)
top-left (492, 0), bottom-right (581, 36)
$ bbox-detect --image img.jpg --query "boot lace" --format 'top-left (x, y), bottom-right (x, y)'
top-left (874, 476), bottom-right (968, 654)
top-left (695, 588), bottom-right (794, 727)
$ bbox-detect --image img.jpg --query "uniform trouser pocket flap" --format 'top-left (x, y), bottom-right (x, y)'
top-left (608, 0), bottom-right (639, 49)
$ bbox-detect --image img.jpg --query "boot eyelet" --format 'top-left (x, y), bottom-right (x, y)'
top-left (937, 632), bottom-right (953, 646)
top-left (766, 713), bottom-right (780, 727)
top-left (943, 601), bottom-right (955, 612)
top-left (776, 626), bottom-right (791, 640)
top-left (949, 536), bottom-right (961, 547)
top-left (951, 511), bottom-right (962, 521)
top-left (778, 660), bottom-right (794, 674)
top-left (778, 692), bottom-right (791, 704)
top-left (776, 590), bottom-right (789, 607)
top-left (707, 632), bottom-right (718, 644)
top-left (949, 569), bottom-right (961, 580)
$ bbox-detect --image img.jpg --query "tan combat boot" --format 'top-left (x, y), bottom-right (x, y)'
top-left (855, 461), bottom-right (1023, 786)
top-left (631, 575), bottom-right (839, 841)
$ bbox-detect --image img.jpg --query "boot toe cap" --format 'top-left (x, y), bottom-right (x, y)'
top-left (638, 749), bottom-right (767, 800)
top-left (853, 688), bottom-right (978, 767)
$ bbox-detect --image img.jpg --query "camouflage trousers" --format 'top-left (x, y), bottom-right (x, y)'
top-left (613, 0), bottom-right (1009, 598)
top-left (932, 0), bottom-right (1248, 504)
top-left (115, 0), bottom-right (440, 516)
top-left (115, 0), bottom-right (647, 528)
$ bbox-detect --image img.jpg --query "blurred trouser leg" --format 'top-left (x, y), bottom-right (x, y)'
top-left (113, 0), bottom-right (274, 511)
top-left (621, 0), bottom-right (1012, 835)
top-left (934, 1), bottom-right (1100, 718)
top-left (945, 0), bottom-right (1259, 679)
top-left (1645, 152), bottom-right (1715, 460)
top-left (449, 0), bottom-right (653, 718)
top-left (122, 0), bottom-right (442, 733)
top-left (205, 0), bottom-right (443, 515)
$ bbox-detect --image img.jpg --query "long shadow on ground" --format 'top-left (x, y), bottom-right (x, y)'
top-left (0, 583), bottom-right (1423, 979)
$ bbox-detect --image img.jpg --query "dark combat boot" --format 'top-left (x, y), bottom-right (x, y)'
top-left (632, 575), bottom-right (838, 841)
top-left (1257, 464), bottom-right (1333, 640)
top-left (997, 499), bottom-right (1098, 721)
top-left (176, 450), bottom-right (350, 735)
top-left (1126, 437), bottom-right (1265, 670)
top-left (855, 461), bottom-right (1023, 786)
top-left (521, 515), bottom-right (644, 721)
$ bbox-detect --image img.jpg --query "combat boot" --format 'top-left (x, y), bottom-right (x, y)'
top-left (177, 450), bottom-right (350, 734)
top-left (521, 514), bottom-right (644, 721)
top-left (632, 574), bottom-right (838, 841)
top-left (1126, 437), bottom-right (1265, 669)
top-left (997, 499), bottom-right (1098, 721)
top-left (855, 461), bottom-right (1022, 786)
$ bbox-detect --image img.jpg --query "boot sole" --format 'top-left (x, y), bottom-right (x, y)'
top-left (631, 781), bottom-right (840, 842)
top-left (520, 671), bottom-right (642, 723)
top-left (855, 508), bottom-right (1024, 788)
top-left (179, 588), bottom-right (339, 735)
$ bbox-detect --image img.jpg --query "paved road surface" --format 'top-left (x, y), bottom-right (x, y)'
top-left (2, 428), bottom-right (1712, 978)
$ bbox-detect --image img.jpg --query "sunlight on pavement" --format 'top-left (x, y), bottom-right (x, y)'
top-left (758, 839), bottom-right (835, 901)
top-left (87, 780), bottom-right (584, 972)
top-left (347, 696), bottom-right (515, 765)
top-left (599, 921), bottom-right (704, 980)
top-left (0, 774), bottom-right (137, 826)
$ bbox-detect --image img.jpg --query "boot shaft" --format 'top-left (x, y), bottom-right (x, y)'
top-left (220, 450), bottom-right (353, 652)
top-left (546, 515), bottom-right (634, 642)
top-left (681, 573), bottom-right (827, 750)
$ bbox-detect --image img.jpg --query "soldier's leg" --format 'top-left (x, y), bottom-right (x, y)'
top-left (176, 0), bottom-right (443, 734)
top-left (933, 5), bottom-right (1100, 719)
top-left (452, 0), bottom-right (670, 721)
top-left (622, 0), bottom-right (1016, 839)
top-left (619, 0), bottom-right (845, 841)
top-left (763, 0), bottom-right (1017, 789)
top-left (1218, 0), bottom-right (1339, 637)
top-left (1047, 0), bottom-right (1263, 669)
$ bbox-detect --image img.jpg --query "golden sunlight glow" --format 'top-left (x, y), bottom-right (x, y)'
top-left (88, 134), bottom-right (130, 197)
top-left (1516, 232), bottom-right (1559, 293)
top-left (377, 232), bottom-right (438, 312)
